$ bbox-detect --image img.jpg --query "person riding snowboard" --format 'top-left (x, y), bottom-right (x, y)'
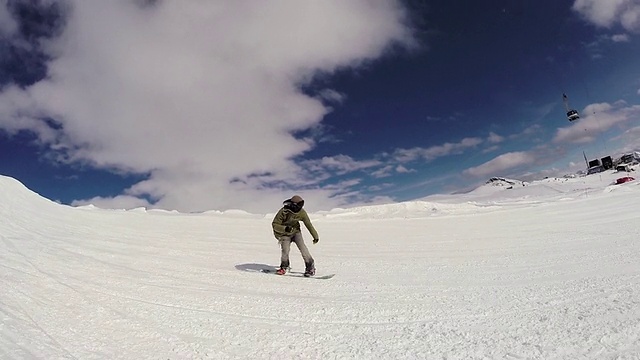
top-left (272, 195), bottom-right (319, 277)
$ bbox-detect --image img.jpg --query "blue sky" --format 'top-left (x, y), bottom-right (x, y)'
top-left (1, 0), bottom-right (640, 213)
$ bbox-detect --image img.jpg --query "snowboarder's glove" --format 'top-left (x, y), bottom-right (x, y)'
top-left (313, 238), bottom-right (319, 244)
top-left (285, 226), bottom-right (292, 232)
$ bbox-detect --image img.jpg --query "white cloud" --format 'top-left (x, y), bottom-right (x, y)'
top-left (392, 137), bottom-right (483, 163)
top-left (463, 152), bottom-right (533, 178)
top-left (611, 126), bottom-right (640, 153)
top-left (395, 165), bottom-right (414, 173)
top-left (482, 145), bottom-right (500, 154)
top-left (507, 124), bottom-right (542, 140)
top-left (552, 101), bottom-right (640, 144)
top-left (317, 89), bottom-right (347, 105)
top-left (303, 155), bottom-right (382, 176)
top-left (487, 132), bottom-right (504, 144)
top-left (573, 0), bottom-right (640, 32)
top-left (611, 33), bottom-right (631, 41)
top-left (0, 1), bottom-right (414, 213)
top-left (521, 124), bottom-right (543, 136)
top-left (370, 165), bottom-right (394, 178)
top-left (368, 164), bottom-right (414, 178)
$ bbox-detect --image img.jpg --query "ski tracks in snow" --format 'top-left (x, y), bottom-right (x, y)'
top-left (1, 176), bottom-right (640, 359)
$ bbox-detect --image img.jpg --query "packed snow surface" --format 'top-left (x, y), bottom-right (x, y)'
top-left (1, 172), bottom-right (640, 359)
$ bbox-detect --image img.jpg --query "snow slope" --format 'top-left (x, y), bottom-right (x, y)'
top-left (1, 172), bottom-right (640, 359)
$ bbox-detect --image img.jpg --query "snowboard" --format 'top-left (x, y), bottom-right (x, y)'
top-left (260, 268), bottom-right (335, 280)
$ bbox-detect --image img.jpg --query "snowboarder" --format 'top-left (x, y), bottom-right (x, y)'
top-left (271, 195), bottom-right (319, 277)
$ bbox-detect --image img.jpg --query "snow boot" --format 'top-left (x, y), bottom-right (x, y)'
top-left (303, 268), bottom-right (316, 277)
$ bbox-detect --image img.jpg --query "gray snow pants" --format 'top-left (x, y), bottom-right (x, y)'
top-left (279, 232), bottom-right (314, 271)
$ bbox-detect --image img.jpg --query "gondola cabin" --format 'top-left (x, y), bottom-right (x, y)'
top-left (566, 109), bottom-right (580, 122)
top-left (562, 93), bottom-right (580, 122)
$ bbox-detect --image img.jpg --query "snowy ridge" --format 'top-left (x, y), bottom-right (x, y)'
top-left (315, 201), bottom-right (479, 219)
top-left (318, 172), bottom-right (637, 219)
top-left (1, 173), bottom-right (640, 359)
top-left (1, 172), bottom-right (633, 219)
top-left (482, 176), bottom-right (529, 189)
top-left (0, 175), bottom-right (60, 210)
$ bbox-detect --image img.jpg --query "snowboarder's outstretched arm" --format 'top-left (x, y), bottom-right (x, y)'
top-left (300, 210), bottom-right (319, 242)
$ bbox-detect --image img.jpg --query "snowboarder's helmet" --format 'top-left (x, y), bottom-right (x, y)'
top-left (284, 195), bottom-right (304, 212)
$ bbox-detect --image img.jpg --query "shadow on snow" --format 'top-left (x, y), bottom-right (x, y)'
top-left (235, 263), bottom-right (277, 273)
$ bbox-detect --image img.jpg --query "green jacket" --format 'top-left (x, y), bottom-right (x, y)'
top-left (272, 207), bottom-right (319, 240)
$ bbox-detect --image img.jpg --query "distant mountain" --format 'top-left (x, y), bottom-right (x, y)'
top-left (1, 170), bottom-right (636, 221)
top-left (484, 177), bottom-right (528, 189)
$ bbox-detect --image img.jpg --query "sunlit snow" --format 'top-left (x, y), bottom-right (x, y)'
top-left (1, 170), bottom-right (639, 359)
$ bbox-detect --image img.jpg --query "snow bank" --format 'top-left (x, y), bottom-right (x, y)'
top-left (1, 173), bottom-right (640, 359)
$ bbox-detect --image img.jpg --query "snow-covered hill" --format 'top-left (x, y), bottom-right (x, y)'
top-left (1, 173), bottom-right (640, 359)
top-left (424, 171), bottom-right (636, 205)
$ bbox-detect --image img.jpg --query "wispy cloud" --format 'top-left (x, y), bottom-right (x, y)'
top-left (462, 151), bottom-right (533, 178)
top-left (507, 124), bottom-right (543, 140)
top-left (302, 155), bottom-right (382, 176)
top-left (611, 126), bottom-right (640, 153)
top-left (582, 33), bottom-right (632, 59)
top-left (317, 89), bottom-right (347, 105)
top-left (395, 164), bottom-right (414, 173)
top-left (611, 33), bottom-right (631, 42)
top-left (0, 1), bottom-right (17, 36)
top-left (392, 137), bottom-right (484, 163)
top-left (487, 132), bottom-right (504, 144)
top-left (270, 131), bottom-right (510, 194)
top-left (370, 165), bottom-right (395, 178)
top-left (552, 101), bottom-right (640, 144)
top-left (482, 145), bottom-right (500, 154)
top-left (461, 100), bottom-right (640, 182)
top-left (368, 164), bottom-right (415, 178)
top-left (424, 112), bottom-right (465, 124)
